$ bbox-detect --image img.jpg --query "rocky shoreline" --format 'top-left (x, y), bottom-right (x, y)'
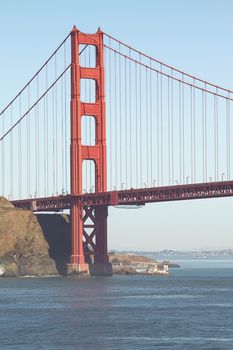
top-left (109, 252), bottom-right (179, 275)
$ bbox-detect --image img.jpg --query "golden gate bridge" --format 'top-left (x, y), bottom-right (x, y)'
top-left (0, 26), bottom-right (233, 275)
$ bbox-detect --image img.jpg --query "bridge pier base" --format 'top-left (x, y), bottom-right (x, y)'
top-left (67, 262), bottom-right (89, 276)
top-left (89, 263), bottom-right (112, 276)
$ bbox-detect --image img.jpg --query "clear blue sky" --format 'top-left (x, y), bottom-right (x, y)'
top-left (1, 0), bottom-right (233, 250)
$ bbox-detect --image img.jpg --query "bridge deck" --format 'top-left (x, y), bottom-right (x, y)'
top-left (11, 180), bottom-right (233, 212)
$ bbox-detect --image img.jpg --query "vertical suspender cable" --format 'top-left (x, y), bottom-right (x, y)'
top-left (190, 86), bottom-right (193, 183)
top-left (135, 61), bottom-right (138, 188)
top-left (1, 113), bottom-right (4, 196)
top-left (214, 91), bottom-right (217, 181)
top-left (216, 89), bottom-right (219, 181)
top-left (179, 81), bottom-right (182, 184)
top-left (202, 89), bottom-right (205, 182)
top-left (146, 67), bottom-right (149, 186)
top-left (35, 75), bottom-right (39, 196)
top-left (27, 85), bottom-right (31, 196)
top-left (182, 74), bottom-right (185, 184)
top-left (204, 86), bottom-right (207, 182)
top-left (160, 64), bottom-right (163, 186)
top-left (139, 54), bottom-right (142, 187)
top-left (43, 85), bottom-right (46, 197)
top-left (193, 79), bottom-right (196, 183)
top-left (114, 51), bottom-right (118, 188)
top-left (37, 75), bottom-right (40, 195)
top-left (226, 96), bottom-right (229, 179)
top-left (124, 55), bottom-right (128, 189)
top-left (119, 43), bottom-right (122, 187)
top-left (226, 93), bottom-right (230, 179)
top-left (157, 72), bottom-right (160, 186)
top-left (171, 70), bottom-right (174, 185)
top-left (150, 60), bottom-right (153, 186)
top-left (45, 64), bottom-right (48, 196)
top-left (52, 83), bottom-right (55, 195)
top-left (35, 94), bottom-right (37, 195)
top-left (228, 93), bottom-right (231, 180)
top-left (55, 53), bottom-right (58, 193)
top-left (129, 49), bottom-right (132, 187)
top-left (61, 72), bottom-right (64, 193)
top-left (10, 105), bottom-right (13, 198)
top-left (168, 76), bottom-right (170, 185)
top-left (18, 95), bottom-right (22, 198)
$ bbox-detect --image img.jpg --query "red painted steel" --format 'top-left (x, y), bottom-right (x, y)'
top-left (69, 26), bottom-right (108, 273)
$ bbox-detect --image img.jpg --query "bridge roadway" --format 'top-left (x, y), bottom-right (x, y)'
top-left (11, 180), bottom-right (233, 212)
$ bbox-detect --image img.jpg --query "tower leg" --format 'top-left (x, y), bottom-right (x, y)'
top-left (67, 203), bottom-right (89, 276)
top-left (89, 205), bottom-right (112, 276)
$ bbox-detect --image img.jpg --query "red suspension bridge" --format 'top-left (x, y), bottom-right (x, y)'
top-left (1, 26), bottom-right (233, 275)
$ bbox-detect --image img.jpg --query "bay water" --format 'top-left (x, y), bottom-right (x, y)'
top-left (0, 258), bottom-right (233, 349)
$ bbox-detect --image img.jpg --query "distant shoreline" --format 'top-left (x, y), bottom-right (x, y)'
top-left (112, 249), bottom-right (233, 259)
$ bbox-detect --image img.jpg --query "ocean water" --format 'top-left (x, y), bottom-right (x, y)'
top-left (0, 259), bottom-right (233, 350)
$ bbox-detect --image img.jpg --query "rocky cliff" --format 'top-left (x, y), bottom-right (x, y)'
top-left (36, 213), bottom-right (71, 275)
top-left (0, 197), bottom-right (57, 277)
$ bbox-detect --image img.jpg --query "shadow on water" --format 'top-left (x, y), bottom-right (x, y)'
top-left (36, 213), bottom-right (71, 276)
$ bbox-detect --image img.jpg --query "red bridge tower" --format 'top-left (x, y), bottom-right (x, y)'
top-left (67, 27), bottom-right (112, 276)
